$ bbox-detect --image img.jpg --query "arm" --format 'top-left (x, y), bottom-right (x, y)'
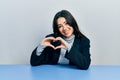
top-left (30, 45), bottom-right (52, 66)
top-left (30, 35), bottom-right (55, 66)
top-left (65, 37), bottom-right (91, 70)
top-left (30, 47), bottom-right (47, 66)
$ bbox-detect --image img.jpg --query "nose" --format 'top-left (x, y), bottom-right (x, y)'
top-left (63, 25), bottom-right (67, 30)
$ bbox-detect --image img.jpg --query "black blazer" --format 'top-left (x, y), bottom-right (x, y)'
top-left (30, 34), bottom-right (91, 70)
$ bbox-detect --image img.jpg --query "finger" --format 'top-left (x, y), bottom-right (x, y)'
top-left (55, 37), bottom-right (66, 43)
top-left (48, 44), bottom-right (55, 49)
top-left (55, 37), bottom-right (63, 41)
top-left (56, 37), bottom-right (68, 47)
top-left (42, 37), bottom-right (55, 44)
top-left (55, 45), bottom-right (65, 50)
top-left (46, 37), bottom-right (55, 41)
top-left (48, 37), bottom-right (55, 39)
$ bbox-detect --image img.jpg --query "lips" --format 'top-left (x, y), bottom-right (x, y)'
top-left (63, 30), bottom-right (69, 35)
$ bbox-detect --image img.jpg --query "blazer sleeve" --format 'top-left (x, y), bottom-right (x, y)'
top-left (65, 37), bottom-right (91, 70)
top-left (30, 34), bottom-right (55, 66)
top-left (30, 47), bottom-right (52, 66)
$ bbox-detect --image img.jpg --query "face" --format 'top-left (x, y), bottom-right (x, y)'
top-left (57, 17), bottom-right (74, 38)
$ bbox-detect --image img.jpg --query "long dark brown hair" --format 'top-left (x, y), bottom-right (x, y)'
top-left (53, 10), bottom-right (86, 38)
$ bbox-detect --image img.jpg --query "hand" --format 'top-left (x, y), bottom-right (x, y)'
top-left (41, 37), bottom-right (68, 50)
top-left (54, 37), bottom-right (68, 50)
top-left (41, 37), bottom-right (56, 49)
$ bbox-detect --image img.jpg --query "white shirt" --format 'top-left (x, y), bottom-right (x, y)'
top-left (58, 35), bottom-right (75, 64)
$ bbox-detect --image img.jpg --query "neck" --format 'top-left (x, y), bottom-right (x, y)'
top-left (63, 35), bottom-right (75, 43)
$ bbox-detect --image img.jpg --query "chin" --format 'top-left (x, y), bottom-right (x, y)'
top-left (62, 33), bottom-right (72, 38)
top-left (65, 35), bottom-right (71, 38)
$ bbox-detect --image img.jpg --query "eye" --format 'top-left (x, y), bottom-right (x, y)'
top-left (58, 25), bottom-right (62, 28)
top-left (64, 21), bottom-right (68, 25)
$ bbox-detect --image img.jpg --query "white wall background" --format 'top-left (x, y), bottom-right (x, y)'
top-left (0, 0), bottom-right (120, 65)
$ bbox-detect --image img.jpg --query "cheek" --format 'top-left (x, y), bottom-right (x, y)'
top-left (71, 28), bottom-right (74, 33)
top-left (58, 28), bottom-right (63, 33)
top-left (69, 27), bottom-right (73, 32)
top-left (70, 29), bottom-right (74, 35)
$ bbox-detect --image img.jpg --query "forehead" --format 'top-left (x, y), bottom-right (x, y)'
top-left (57, 17), bottom-right (66, 24)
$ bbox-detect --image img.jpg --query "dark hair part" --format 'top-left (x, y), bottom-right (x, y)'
top-left (53, 10), bottom-right (86, 38)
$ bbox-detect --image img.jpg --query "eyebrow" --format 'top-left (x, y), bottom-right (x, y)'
top-left (57, 20), bottom-right (67, 25)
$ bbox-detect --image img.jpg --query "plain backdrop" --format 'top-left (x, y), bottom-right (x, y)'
top-left (0, 0), bottom-right (120, 65)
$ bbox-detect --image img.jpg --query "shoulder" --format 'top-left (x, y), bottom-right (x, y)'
top-left (81, 37), bottom-right (90, 43)
top-left (76, 36), bottom-right (90, 42)
top-left (75, 36), bottom-right (90, 46)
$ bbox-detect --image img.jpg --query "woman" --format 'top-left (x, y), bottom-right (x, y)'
top-left (30, 10), bottom-right (91, 70)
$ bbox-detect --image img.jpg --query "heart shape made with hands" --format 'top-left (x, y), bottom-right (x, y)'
top-left (42, 37), bottom-right (67, 50)
top-left (50, 39), bottom-right (61, 47)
